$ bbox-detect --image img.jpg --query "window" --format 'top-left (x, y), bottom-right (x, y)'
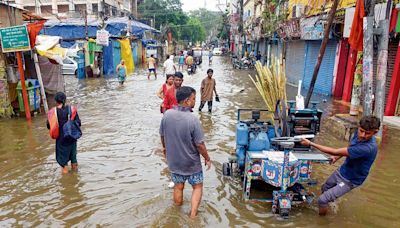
top-left (93, 4), bottom-right (98, 13)
top-left (63, 58), bottom-right (73, 65)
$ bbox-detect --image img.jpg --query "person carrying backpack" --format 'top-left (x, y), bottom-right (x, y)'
top-left (47, 92), bottom-right (82, 174)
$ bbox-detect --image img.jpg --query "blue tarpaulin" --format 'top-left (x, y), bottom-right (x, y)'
top-left (103, 39), bottom-right (114, 76)
top-left (41, 17), bottom-right (159, 44)
top-left (105, 17), bottom-right (159, 36)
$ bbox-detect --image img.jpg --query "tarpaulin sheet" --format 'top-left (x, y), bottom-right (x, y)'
top-left (103, 40), bottom-right (115, 76)
top-left (38, 56), bottom-right (64, 94)
top-left (119, 39), bottom-right (135, 75)
top-left (105, 17), bottom-right (159, 36)
top-left (41, 17), bottom-right (158, 41)
top-left (35, 35), bottom-right (67, 64)
top-left (41, 25), bottom-right (98, 41)
top-left (24, 53), bottom-right (64, 94)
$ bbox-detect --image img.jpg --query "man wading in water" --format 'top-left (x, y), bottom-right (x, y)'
top-left (160, 86), bottom-right (212, 218)
top-left (199, 69), bottom-right (218, 113)
top-left (301, 116), bottom-right (380, 216)
top-left (163, 72), bottom-right (183, 111)
top-left (116, 60), bottom-right (127, 85)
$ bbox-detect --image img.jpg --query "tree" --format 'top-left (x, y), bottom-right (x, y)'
top-left (217, 10), bottom-right (230, 40)
top-left (189, 8), bottom-right (221, 38)
top-left (179, 17), bottom-right (206, 43)
top-left (138, 0), bottom-right (209, 43)
top-left (138, 0), bottom-right (188, 38)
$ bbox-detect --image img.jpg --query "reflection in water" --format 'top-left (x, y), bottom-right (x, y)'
top-left (0, 56), bottom-right (399, 227)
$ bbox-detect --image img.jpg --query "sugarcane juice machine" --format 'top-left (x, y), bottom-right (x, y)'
top-left (222, 104), bottom-right (330, 218)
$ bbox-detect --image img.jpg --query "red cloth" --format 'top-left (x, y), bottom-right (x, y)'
top-left (163, 86), bottom-right (177, 111)
top-left (27, 20), bottom-right (46, 48)
top-left (349, 0), bottom-right (365, 51)
top-left (390, 8), bottom-right (399, 33)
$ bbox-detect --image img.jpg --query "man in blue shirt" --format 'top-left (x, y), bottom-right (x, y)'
top-left (160, 86), bottom-right (212, 218)
top-left (301, 116), bottom-right (380, 216)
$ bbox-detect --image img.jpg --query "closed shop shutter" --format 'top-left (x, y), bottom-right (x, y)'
top-left (271, 43), bottom-right (279, 59)
top-left (385, 41), bottom-right (398, 106)
top-left (303, 40), bottom-right (338, 96)
top-left (285, 40), bottom-right (305, 86)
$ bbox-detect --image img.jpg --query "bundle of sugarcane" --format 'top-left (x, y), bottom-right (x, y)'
top-left (248, 58), bottom-right (287, 121)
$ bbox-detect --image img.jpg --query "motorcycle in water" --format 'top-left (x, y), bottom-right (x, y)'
top-left (187, 64), bottom-right (196, 75)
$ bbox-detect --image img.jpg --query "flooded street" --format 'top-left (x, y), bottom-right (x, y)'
top-left (1, 56), bottom-right (400, 227)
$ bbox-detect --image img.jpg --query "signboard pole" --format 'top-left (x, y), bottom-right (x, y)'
top-left (33, 52), bottom-right (49, 113)
top-left (16, 52), bottom-right (31, 121)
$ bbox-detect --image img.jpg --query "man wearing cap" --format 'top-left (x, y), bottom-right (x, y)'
top-left (160, 86), bottom-right (212, 218)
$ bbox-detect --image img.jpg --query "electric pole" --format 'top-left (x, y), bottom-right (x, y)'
top-left (374, 0), bottom-right (392, 136)
top-left (239, 0), bottom-right (244, 57)
top-left (131, 0), bottom-right (138, 19)
top-left (362, 0), bottom-right (376, 116)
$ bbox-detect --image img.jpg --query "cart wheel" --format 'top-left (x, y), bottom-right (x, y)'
top-left (272, 205), bottom-right (278, 214)
top-left (274, 100), bottom-right (288, 137)
top-left (222, 162), bottom-right (231, 176)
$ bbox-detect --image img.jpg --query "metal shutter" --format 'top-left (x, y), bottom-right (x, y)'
top-left (303, 40), bottom-right (338, 96)
top-left (285, 40), bottom-right (306, 86)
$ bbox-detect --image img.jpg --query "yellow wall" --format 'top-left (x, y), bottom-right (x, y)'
top-left (243, 0), bottom-right (255, 23)
top-left (288, 0), bottom-right (357, 18)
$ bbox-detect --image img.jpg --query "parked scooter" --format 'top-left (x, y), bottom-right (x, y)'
top-left (233, 57), bottom-right (255, 70)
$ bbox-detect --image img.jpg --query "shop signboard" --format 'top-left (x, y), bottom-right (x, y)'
top-left (278, 19), bottom-right (301, 39)
top-left (0, 25), bottom-right (31, 53)
top-left (300, 16), bottom-right (325, 40)
top-left (96, 29), bottom-right (110, 46)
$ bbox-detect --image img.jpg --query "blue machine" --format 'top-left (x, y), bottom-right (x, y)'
top-left (223, 107), bottom-right (330, 218)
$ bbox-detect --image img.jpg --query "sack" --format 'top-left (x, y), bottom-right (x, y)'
top-left (48, 107), bottom-right (59, 139)
top-left (63, 106), bottom-right (82, 140)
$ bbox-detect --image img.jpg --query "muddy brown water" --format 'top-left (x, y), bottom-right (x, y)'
top-left (1, 56), bottom-right (399, 227)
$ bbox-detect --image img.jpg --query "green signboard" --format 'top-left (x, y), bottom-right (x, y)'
top-left (0, 25), bottom-right (31, 53)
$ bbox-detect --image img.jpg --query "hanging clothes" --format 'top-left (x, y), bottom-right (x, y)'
top-left (349, 0), bottom-right (365, 51)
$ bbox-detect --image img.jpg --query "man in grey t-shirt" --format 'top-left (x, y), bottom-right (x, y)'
top-left (160, 86), bottom-right (211, 219)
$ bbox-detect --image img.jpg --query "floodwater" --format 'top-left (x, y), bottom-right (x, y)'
top-left (1, 56), bottom-right (399, 227)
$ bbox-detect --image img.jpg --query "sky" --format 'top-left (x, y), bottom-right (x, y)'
top-left (181, 0), bottom-right (226, 12)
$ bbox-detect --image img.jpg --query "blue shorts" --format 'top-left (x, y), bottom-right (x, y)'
top-left (171, 171), bottom-right (203, 186)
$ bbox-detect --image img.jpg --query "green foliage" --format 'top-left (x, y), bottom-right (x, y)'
top-left (138, 1), bottom-right (218, 43)
top-left (189, 9), bottom-right (221, 38)
top-left (138, 0), bottom-right (188, 37)
top-left (261, 2), bottom-right (286, 36)
top-left (217, 11), bottom-right (230, 40)
top-left (180, 17), bottom-right (206, 43)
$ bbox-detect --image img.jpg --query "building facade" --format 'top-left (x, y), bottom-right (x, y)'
top-left (10, 0), bottom-right (131, 18)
